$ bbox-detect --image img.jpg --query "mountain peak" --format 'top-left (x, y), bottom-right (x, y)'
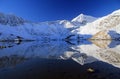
top-left (71, 13), bottom-right (85, 22)
top-left (78, 13), bottom-right (84, 17)
top-left (71, 13), bottom-right (97, 26)
top-left (0, 12), bottom-right (25, 26)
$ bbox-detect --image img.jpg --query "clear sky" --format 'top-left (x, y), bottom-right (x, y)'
top-left (0, 0), bottom-right (120, 22)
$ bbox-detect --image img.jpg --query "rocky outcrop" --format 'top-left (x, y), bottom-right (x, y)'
top-left (90, 31), bottom-right (111, 39)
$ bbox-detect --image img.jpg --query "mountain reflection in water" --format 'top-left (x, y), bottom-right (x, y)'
top-left (0, 40), bottom-right (120, 79)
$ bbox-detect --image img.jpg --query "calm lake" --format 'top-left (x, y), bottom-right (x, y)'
top-left (0, 40), bottom-right (120, 79)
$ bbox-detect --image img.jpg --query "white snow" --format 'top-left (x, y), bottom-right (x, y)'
top-left (0, 9), bottom-right (120, 40)
top-left (72, 13), bottom-right (97, 23)
top-left (71, 13), bottom-right (97, 26)
top-left (74, 9), bottom-right (120, 39)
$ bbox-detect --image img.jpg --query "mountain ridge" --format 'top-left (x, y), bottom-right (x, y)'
top-left (0, 9), bottom-right (120, 40)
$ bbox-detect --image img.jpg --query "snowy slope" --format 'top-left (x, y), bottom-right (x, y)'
top-left (0, 12), bottom-right (76, 40)
top-left (74, 9), bottom-right (120, 39)
top-left (0, 20), bottom-right (74, 40)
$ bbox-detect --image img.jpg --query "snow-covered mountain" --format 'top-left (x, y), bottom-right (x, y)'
top-left (0, 12), bottom-right (98, 41)
top-left (0, 20), bottom-right (74, 41)
top-left (75, 9), bottom-right (120, 39)
top-left (0, 13), bottom-right (77, 40)
top-left (0, 9), bottom-right (120, 40)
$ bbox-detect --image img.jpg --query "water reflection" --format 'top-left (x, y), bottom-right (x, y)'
top-left (0, 40), bottom-right (120, 68)
top-left (0, 40), bottom-right (120, 79)
top-left (0, 40), bottom-right (96, 67)
top-left (78, 40), bottom-right (120, 68)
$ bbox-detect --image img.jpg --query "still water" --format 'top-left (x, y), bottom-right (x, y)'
top-left (0, 40), bottom-right (120, 79)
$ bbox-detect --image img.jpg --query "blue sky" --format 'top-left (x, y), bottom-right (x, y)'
top-left (0, 0), bottom-right (120, 22)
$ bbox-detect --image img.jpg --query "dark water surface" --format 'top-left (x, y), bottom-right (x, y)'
top-left (0, 40), bottom-right (120, 79)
